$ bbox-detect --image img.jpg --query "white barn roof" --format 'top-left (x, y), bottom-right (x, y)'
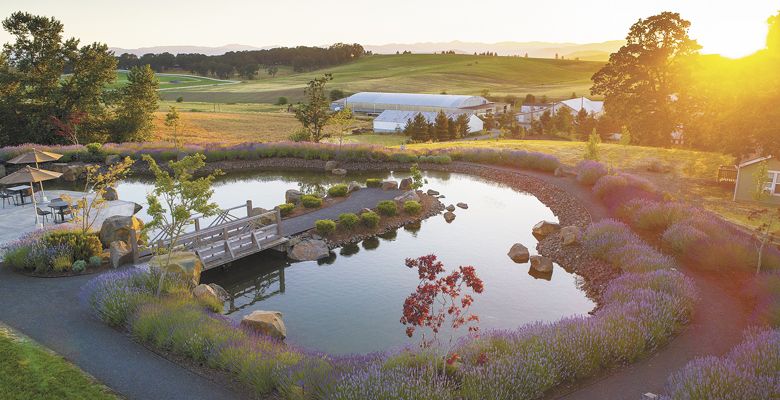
top-left (346, 92), bottom-right (488, 109)
top-left (560, 97), bottom-right (604, 115)
top-left (374, 110), bottom-right (470, 124)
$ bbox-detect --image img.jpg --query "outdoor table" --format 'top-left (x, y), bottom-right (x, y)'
top-left (47, 200), bottom-right (70, 223)
top-left (6, 185), bottom-right (32, 205)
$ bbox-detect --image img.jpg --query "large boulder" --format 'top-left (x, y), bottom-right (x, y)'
top-left (99, 215), bottom-right (144, 247)
top-left (250, 207), bottom-right (276, 225)
top-left (381, 180), bottom-right (398, 190)
top-left (348, 181), bottom-right (361, 193)
top-left (532, 221), bottom-right (561, 239)
top-left (287, 238), bottom-right (330, 261)
top-left (285, 189), bottom-right (303, 204)
top-left (208, 283), bottom-right (230, 302)
top-left (102, 186), bottom-right (119, 201)
top-left (240, 311), bottom-right (286, 340)
top-left (530, 255), bottom-right (554, 273)
top-left (193, 284), bottom-right (221, 305)
top-left (331, 168), bottom-right (347, 176)
top-left (560, 226), bottom-right (582, 246)
top-left (149, 251), bottom-right (203, 285)
top-left (109, 240), bottom-right (132, 268)
top-left (507, 243), bottom-right (530, 263)
top-left (427, 189), bottom-right (440, 196)
top-left (105, 154), bottom-right (120, 165)
top-left (394, 190), bottom-right (420, 203)
top-left (443, 211), bottom-right (456, 223)
top-left (399, 178), bottom-right (413, 191)
top-left (324, 160), bottom-right (338, 172)
top-left (61, 165), bottom-right (86, 182)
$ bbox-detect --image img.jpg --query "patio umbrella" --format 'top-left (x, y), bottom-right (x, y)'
top-left (6, 149), bottom-right (63, 200)
top-left (0, 166), bottom-right (63, 225)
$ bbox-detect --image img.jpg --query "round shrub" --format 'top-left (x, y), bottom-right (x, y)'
top-left (338, 213), bottom-right (359, 230)
top-left (278, 203), bottom-right (295, 217)
top-left (366, 178), bottom-right (382, 188)
top-left (301, 195), bottom-right (323, 208)
top-left (327, 184), bottom-right (349, 197)
top-left (89, 255), bottom-right (103, 268)
top-left (403, 200), bottom-right (422, 215)
top-left (576, 160), bottom-right (608, 186)
top-left (314, 219), bottom-right (336, 236)
top-left (376, 200), bottom-right (397, 216)
top-left (360, 211), bottom-right (380, 228)
top-left (52, 253), bottom-right (73, 272)
top-left (43, 231), bottom-right (102, 262)
top-left (72, 260), bottom-right (87, 273)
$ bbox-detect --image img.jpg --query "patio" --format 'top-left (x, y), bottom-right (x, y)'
top-left (0, 189), bottom-right (138, 248)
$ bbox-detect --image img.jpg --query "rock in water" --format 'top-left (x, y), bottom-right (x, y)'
top-left (446, 204), bottom-right (456, 212)
top-left (381, 180), bottom-right (398, 190)
top-left (507, 243), bottom-right (530, 263)
top-left (530, 255), bottom-right (554, 273)
top-left (348, 181), bottom-right (361, 192)
top-left (394, 190), bottom-right (420, 203)
top-left (288, 238), bottom-right (330, 261)
top-left (456, 202), bottom-right (468, 209)
top-left (241, 311), bottom-right (287, 340)
top-left (332, 168), bottom-right (347, 175)
top-left (560, 226), bottom-right (582, 246)
top-left (324, 160), bottom-right (338, 171)
top-left (399, 178), bottom-right (413, 190)
top-left (443, 211), bottom-right (456, 223)
top-left (207, 283), bottom-right (230, 302)
top-left (532, 220), bottom-right (561, 239)
top-left (285, 189), bottom-right (303, 204)
top-left (427, 189), bottom-right (440, 196)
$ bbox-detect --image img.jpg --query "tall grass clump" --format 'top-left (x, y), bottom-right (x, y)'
top-left (575, 160), bottom-right (608, 186)
top-left (592, 173), bottom-right (658, 210)
top-left (447, 148), bottom-right (560, 172)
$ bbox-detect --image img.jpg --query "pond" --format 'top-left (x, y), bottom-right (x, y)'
top-left (112, 169), bottom-right (595, 354)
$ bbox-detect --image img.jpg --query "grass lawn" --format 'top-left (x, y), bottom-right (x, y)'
top-left (324, 133), bottom-right (408, 146)
top-left (110, 70), bottom-right (236, 90)
top-left (158, 54), bottom-right (602, 104)
top-left (0, 325), bottom-right (117, 400)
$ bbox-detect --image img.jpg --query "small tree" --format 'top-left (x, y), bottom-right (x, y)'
top-left (62, 157), bottom-right (135, 234)
top-left (142, 154), bottom-right (222, 294)
top-left (619, 125), bottom-right (632, 145)
top-left (583, 129), bottom-right (601, 161)
top-left (434, 110), bottom-right (450, 141)
top-left (401, 254), bottom-right (483, 374)
top-left (266, 65), bottom-right (278, 77)
top-left (294, 74), bottom-right (333, 143)
top-left (164, 106), bottom-right (181, 150)
top-left (409, 163), bottom-right (424, 189)
top-left (454, 113), bottom-right (470, 138)
top-left (749, 160), bottom-right (780, 274)
top-left (50, 111), bottom-right (86, 145)
top-left (328, 108), bottom-right (356, 148)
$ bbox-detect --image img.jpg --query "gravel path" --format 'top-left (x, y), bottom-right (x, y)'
top-left (280, 187), bottom-right (402, 236)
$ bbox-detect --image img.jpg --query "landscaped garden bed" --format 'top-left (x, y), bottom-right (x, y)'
top-left (3, 228), bottom-right (107, 277)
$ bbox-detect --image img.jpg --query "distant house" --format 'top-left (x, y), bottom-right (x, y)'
top-left (516, 97), bottom-right (604, 127)
top-left (372, 110), bottom-right (484, 134)
top-left (733, 156), bottom-right (780, 205)
top-left (331, 92), bottom-right (506, 116)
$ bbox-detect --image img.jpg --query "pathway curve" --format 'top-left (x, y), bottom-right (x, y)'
top-left (454, 162), bottom-right (748, 400)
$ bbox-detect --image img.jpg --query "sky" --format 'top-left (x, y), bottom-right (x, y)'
top-left (0, 0), bottom-right (777, 58)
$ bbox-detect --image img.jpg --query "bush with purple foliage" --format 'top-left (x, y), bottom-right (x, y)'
top-left (575, 160), bottom-right (609, 186)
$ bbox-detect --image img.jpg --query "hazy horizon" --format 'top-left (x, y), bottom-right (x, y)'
top-left (1, 0), bottom-right (777, 58)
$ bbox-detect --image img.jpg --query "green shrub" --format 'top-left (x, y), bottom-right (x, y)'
top-left (72, 260), bottom-right (87, 273)
top-left (89, 255), bottom-right (103, 268)
top-left (52, 254), bottom-right (74, 272)
top-left (315, 219), bottom-right (336, 236)
top-left (43, 231), bottom-right (102, 261)
top-left (360, 211), bottom-right (380, 228)
top-left (301, 195), bottom-right (323, 208)
top-left (4, 246), bottom-right (31, 270)
top-left (278, 203), bottom-right (295, 217)
top-left (289, 129), bottom-right (311, 142)
top-left (366, 178), bottom-right (382, 188)
top-left (376, 200), bottom-right (397, 216)
top-left (338, 213), bottom-right (359, 230)
top-left (328, 184), bottom-right (349, 197)
top-left (85, 143), bottom-right (103, 156)
top-left (403, 200), bottom-right (422, 215)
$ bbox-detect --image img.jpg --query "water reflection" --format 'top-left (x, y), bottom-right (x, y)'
top-left (205, 252), bottom-right (288, 315)
top-left (361, 237), bottom-right (380, 250)
top-left (339, 243), bottom-right (360, 257)
top-left (528, 267), bottom-right (553, 281)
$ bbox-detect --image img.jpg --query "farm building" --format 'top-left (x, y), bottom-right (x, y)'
top-left (516, 97), bottom-right (604, 127)
top-left (373, 110), bottom-right (484, 134)
top-left (332, 92), bottom-right (500, 116)
top-left (732, 156), bottom-right (780, 205)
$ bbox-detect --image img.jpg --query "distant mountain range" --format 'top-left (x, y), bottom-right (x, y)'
top-left (109, 40), bottom-right (624, 61)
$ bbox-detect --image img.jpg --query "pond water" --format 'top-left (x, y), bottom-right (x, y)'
top-left (111, 169), bottom-right (595, 354)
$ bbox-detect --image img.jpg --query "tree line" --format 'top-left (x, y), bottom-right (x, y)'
top-left (403, 112), bottom-right (472, 142)
top-left (0, 12), bottom-right (159, 145)
top-left (116, 43), bottom-right (366, 80)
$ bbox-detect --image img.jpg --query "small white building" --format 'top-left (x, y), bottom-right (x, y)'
top-left (373, 110), bottom-right (484, 134)
top-left (516, 97), bottom-right (604, 127)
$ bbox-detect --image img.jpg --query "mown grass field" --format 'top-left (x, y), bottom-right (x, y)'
top-left (0, 325), bottom-right (117, 400)
top-left (158, 54), bottom-right (603, 104)
top-left (111, 70), bottom-right (236, 90)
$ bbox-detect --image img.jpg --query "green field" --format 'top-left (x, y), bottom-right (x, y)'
top-left (111, 70), bottom-right (236, 90)
top-left (158, 54), bottom-right (603, 104)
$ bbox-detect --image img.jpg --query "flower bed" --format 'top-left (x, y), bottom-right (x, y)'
top-left (3, 228), bottom-right (104, 276)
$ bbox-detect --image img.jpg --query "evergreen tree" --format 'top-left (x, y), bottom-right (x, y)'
top-left (454, 114), bottom-right (470, 138)
top-left (409, 113), bottom-right (430, 142)
top-left (434, 111), bottom-right (450, 141)
top-left (113, 65), bottom-right (159, 142)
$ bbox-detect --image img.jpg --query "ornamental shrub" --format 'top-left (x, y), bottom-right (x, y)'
top-left (301, 195), bottom-right (323, 208)
top-left (328, 184), bottom-right (349, 197)
top-left (376, 200), bottom-right (397, 216)
top-left (338, 213), bottom-right (359, 230)
top-left (575, 160), bottom-right (608, 186)
top-left (52, 252), bottom-right (74, 272)
top-left (403, 200), bottom-right (422, 215)
top-left (72, 260), bottom-right (87, 273)
top-left (43, 231), bottom-right (102, 262)
top-left (89, 255), bottom-right (103, 268)
top-left (278, 203), bottom-right (295, 217)
top-left (360, 211), bottom-right (380, 228)
top-left (366, 178), bottom-right (382, 188)
top-left (315, 219), bottom-right (336, 236)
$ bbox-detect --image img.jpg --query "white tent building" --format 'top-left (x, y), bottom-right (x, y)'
top-left (373, 110), bottom-right (484, 134)
top-left (332, 92), bottom-right (492, 115)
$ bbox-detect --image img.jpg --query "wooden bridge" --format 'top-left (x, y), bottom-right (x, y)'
top-left (139, 201), bottom-right (289, 271)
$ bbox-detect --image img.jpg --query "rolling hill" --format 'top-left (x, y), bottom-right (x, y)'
top-left (364, 40), bottom-right (624, 60)
top-left (158, 53), bottom-right (604, 104)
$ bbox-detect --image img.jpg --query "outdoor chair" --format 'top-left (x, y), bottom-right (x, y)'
top-left (36, 207), bottom-right (52, 224)
top-left (0, 190), bottom-right (16, 208)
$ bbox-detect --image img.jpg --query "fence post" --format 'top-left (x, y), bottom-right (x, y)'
top-left (246, 200), bottom-right (253, 216)
top-left (275, 209), bottom-right (282, 236)
top-left (194, 218), bottom-right (200, 232)
top-left (129, 229), bottom-right (140, 264)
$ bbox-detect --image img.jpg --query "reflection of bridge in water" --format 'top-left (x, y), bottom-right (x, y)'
top-left (202, 252), bottom-right (289, 315)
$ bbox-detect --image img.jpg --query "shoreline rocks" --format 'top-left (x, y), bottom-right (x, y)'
top-left (287, 237), bottom-right (330, 261)
top-left (507, 243), bottom-right (530, 263)
top-left (530, 255), bottom-right (553, 273)
top-left (443, 211), bottom-right (456, 223)
top-left (285, 189), bottom-right (303, 204)
top-left (532, 220), bottom-right (561, 239)
top-left (240, 311), bottom-right (286, 340)
top-left (381, 180), bottom-right (398, 190)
